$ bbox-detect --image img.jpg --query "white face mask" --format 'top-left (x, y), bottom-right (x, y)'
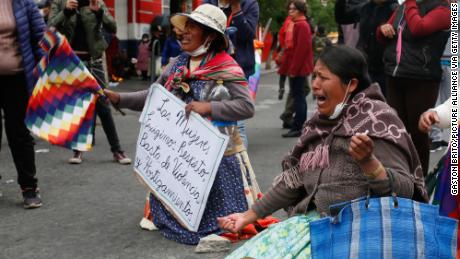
top-left (328, 81), bottom-right (352, 120)
top-left (184, 38), bottom-right (210, 57)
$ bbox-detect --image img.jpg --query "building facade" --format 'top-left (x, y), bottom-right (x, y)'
top-left (106, 0), bottom-right (202, 43)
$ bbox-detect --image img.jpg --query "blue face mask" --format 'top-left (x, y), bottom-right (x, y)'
top-left (328, 81), bottom-right (352, 120)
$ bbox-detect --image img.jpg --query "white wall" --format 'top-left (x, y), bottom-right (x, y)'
top-left (115, 0), bottom-right (128, 40)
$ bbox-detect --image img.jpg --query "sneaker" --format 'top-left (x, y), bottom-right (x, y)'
top-left (114, 151), bottom-right (132, 165)
top-left (68, 151), bottom-right (83, 164)
top-left (22, 188), bottom-right (42, 209)
top-left (430, 140), bottom-right (449, 152)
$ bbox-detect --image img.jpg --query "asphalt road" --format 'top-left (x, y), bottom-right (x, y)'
top-left (0, 72), bottom-right (446, 259)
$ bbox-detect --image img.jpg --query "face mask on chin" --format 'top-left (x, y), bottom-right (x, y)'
top-left (328, 81), bottom-right (352, 120)
top-left (184, 37), bottom-right (210, 57)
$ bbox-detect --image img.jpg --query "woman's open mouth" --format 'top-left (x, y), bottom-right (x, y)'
top-left (315, 94), bottom-right (327, 106)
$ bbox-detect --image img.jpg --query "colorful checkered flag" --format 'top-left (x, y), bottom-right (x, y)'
top-left (25, 30), bottom-right (103, 151)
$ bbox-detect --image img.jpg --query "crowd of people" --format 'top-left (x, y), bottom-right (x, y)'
top-left (0, 0), bottom-right (456, 257)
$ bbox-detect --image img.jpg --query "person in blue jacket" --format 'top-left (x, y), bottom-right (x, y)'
top-left (203, 0), bottom-right (259, 149)
top-left (161, 25), bottom-right (183, 68)
top-left (0, 0), bottom-right (45, 209)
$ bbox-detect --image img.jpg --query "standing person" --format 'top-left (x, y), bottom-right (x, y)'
top-left (149, 16), bottom-right (167, 81)
top-left (419, 97), bottom-right (458, 258)
top-left (136, 33), bottom-right (150, 81)
top-left (281, 0), bottom-right (314, 138)
top-left (0, 0), bottom-right (45, 208)
top-left (334, 0), bottom-right (365, 47)
top-left (104, 4), bottom-right (263, 246)
top-left (276, 16), bottom-right (291, 101)
top-left (277, 15), bottom-right (293, 128)
top-left (105, 33), bottom-right (120, 83)
top-left (377, 0), bottom-right (450, 175)
top-left (204, 0), bottom-right (259, 148)
top-left (161, 25), bottom-right (182, 69)
top-left (49, 0), bottom-right (131, 165)
top-left (356, 0), bottom-right (398, 96)
top-left (429, 35), bottom-right (452, 152)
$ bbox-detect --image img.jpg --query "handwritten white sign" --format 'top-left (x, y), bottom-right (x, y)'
top-left (134, 84), bottom-right (229, 232)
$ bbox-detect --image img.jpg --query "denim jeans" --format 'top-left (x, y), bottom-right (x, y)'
top-left (237, 120), bottom-right (248, 149)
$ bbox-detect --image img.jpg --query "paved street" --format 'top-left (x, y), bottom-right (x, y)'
top-left (0, 71), bottom-right (446, 259)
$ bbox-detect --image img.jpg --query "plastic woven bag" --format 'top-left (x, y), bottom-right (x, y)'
top-left (310, 195), bottom-right (458, 259)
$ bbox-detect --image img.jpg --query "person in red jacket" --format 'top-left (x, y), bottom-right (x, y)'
top-left (281, 0), bottom-right (314, 138)
top-left (277, 15), bottom-right (291, 101)
top-left (376, 0), bottom-right (450, 175)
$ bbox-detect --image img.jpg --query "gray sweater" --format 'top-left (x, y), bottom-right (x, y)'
top-left (252, 137), bottom-right (415, 217)
top-left (118, 57), bottom-right (254, 122)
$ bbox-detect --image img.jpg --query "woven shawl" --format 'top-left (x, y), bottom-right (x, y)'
top-left (164, 51), bottom-right (247, 95)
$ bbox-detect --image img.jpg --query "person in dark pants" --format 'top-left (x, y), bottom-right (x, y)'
top-left (356, 0), bottom-right (398, 96)
top-left (377, 0), bottom-right (450, 175)
top-left (0, 0), bottom-right (45, 208)
top-left (49, 0), bottom-right (131, 165)
top-left (281, 0), bottom-right (314, 138)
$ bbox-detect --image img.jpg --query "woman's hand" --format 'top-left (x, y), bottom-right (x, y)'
top-left (349, 132), bottom-right (387, 180)
top-left (418, 110), bottom-right (439, 133)
top-left (217, 209), bottom-right (259, 233)
top-left (185, 101), bottom-right (211, 118)
top-left (103, 89), bottom-right (120, 105)
top-left (349, 132), bottom-right (374, 163)
top-left (380, 24), bottom-right (396, 38)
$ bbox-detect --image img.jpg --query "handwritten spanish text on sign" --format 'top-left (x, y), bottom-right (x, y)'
top-left (134, 84), bottom-right (229, 232)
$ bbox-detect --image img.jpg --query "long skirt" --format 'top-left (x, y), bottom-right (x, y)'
top-left (150, 155), bottom-right (249, 245)
top-left (226, 212), bottom-right (319, 259)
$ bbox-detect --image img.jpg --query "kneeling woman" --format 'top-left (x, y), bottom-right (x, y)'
top-left (219, 45), bottom-right (428, 258)
top-left (105, 4), bottom-right (258, 244)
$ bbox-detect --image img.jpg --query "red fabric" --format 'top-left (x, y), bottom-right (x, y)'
top-left (277, 17), bottom-right (292, 74)
top-left (105, 35), bottom-right (119, 78)
top-left (285, 17), bottom-right (301, 50)
top-left (377, 0), bottom-right (450, 42)
top-left (278, 16), bottom-right (292, 50)
top-left (220, 216), bottom-right (280, 243)
top-left (404, 0), bottom-right (450, 37)
top-left (286, 17), bottom-right (314, 77)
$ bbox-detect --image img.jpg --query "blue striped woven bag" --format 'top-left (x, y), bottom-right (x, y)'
top-left (310, 193), bottom-right (458, 259)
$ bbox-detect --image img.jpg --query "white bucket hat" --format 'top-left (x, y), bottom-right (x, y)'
top-left (170, 4), bottom-right (229, 48)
